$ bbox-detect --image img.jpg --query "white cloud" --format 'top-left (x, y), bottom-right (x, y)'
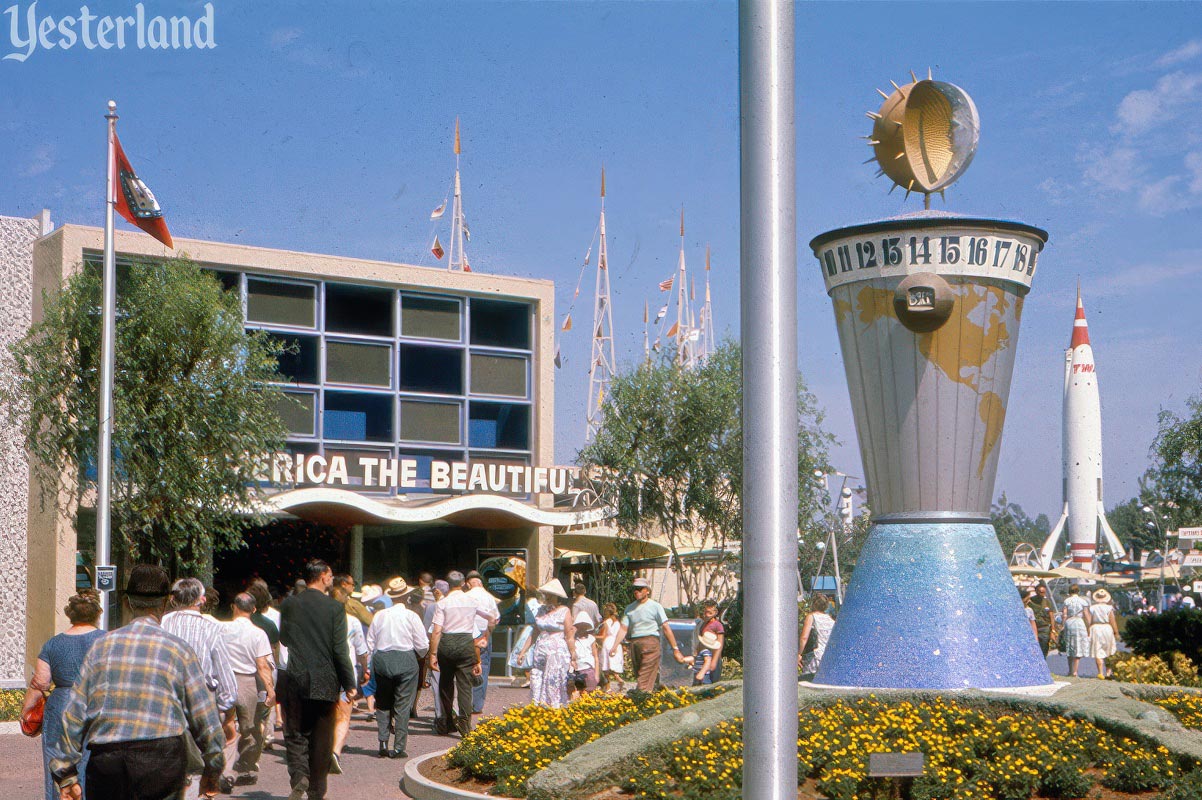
top-left (21, 144), bottom-right (54, 177)
top-left (1079, 145), bottom-right (1142, 193)
top-left (1113, 71), bottom-right (1202, 137)
top-left (1091, 250), bottom-right (1202, 296)
top-left (270, 27), bottom-right (302, 49)
top-left (1157, 39), bottom-right (1202, 68)
top-left (1187, 152), bottom-right (1202, 193)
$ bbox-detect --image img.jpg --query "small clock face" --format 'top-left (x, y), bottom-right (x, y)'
top-left (870, 79), bottom-right (980, 195)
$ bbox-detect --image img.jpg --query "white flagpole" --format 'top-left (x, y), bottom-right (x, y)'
top-left (97, 100), bottom-right (118, 629)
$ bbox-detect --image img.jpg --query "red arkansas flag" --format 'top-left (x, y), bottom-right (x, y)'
top-left (112, 134), bottom-right (173, 248)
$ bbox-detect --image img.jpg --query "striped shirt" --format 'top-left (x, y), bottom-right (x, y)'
top-left (49, 617), bottom-right (225, 788)
top-left (161, 608), bottom-right (238, 711)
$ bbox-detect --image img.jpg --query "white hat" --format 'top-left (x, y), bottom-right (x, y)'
top-left (698, 631), bottom-right (721, 651)
top-left (1092, 588), bottom-right (1112, 603)
top-left (360, 584), bottom-right (383, 604)
top-left (537, 579), bottom-right (569, 600)
top-left (386, 576), bottom-right (414, 599)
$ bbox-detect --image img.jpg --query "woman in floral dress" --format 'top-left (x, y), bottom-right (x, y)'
top-left (518, 579), bottom-right (576, 707)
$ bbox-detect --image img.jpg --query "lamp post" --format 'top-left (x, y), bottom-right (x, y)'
top-left (1142, 505), bottom-right (1167, 611)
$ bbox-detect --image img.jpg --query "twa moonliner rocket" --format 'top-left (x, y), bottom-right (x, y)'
top-left (1039, 290), bottom-right (1125, 570)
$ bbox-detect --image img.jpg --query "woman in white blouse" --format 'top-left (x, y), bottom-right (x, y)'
top-left (1087, 588), bottom-right (1120, 679)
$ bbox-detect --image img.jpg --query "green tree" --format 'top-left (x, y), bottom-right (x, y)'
top-left (991, 493), bottom-right (1051, 560)
top-left (1148, 394), bottom-right (1202, 528)
top-left (3, 258), bottom-right (290, 576)
top-left (578, 340), bottom-right (834, 606)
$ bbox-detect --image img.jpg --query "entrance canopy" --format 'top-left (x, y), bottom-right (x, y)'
top-left (266, 487), bottom-right (612, 530)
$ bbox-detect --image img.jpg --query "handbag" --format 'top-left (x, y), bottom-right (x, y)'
top-left (20, 694), bottom-right (45, 737)
top-left (506, 625), bottom-right (535, 671)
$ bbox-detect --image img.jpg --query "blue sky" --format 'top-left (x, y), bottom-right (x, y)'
top-left (2, 1), bottom-right (1200, 524)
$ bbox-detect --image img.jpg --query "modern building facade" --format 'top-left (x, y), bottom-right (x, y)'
top-left (7, 214), bottom-right (606, 677)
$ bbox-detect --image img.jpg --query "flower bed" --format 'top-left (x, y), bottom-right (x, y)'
top-left (0, 688), bottom-right (24, 722)
top-left (1150, 692), bottom-right (1202, 731)
top-left (623, 697), bottom-right (1197, 800)
top-left (447, 687), bottom-right (726, 797)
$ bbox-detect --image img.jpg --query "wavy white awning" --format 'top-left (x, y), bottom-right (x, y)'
top-left (264, 487), bottom-right (613, 530)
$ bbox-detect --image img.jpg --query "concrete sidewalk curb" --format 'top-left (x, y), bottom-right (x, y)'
top-left (403, 749), bottom-right (497, 800)
top-left (0, 721), bottom-right (22, 736)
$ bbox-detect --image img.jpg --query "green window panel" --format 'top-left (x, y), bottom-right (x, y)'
top-left (402, 295), bottom-right (461, 341)
top-left (275, 392), bottom-right (316, 436)
top-left (471, 353), bottom-right (528, 398)
top-left (246, 279), bottom-right (316, 328)
top-left (326, 341), bottom-right (392, 387)
top-left (400, 400), bottom-right (461, 444)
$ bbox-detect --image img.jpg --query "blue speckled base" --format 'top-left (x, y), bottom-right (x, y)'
top-left (813, 522), bottom-right (1053, 689)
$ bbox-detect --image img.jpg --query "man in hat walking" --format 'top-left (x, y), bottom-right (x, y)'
top-left (49, 564), bottom-right (226, 800)
top-left (464, 570), bottom-right (500, 714)
top-left (615, 578), bottom-right (689, 692)
top-left (278, 560), bottom-right (357, 800)
top-left (427, 571), bottom-right (489, 736)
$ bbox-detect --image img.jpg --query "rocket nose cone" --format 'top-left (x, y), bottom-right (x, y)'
top-left (1071, 297), bottom-right (1091, 348)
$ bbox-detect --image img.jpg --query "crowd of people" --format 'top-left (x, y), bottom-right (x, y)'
top-left (23, 562), bottom-right (732, 800)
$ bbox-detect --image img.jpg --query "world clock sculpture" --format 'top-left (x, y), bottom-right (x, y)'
top-left (808, 74), bottom-right (1054, 688)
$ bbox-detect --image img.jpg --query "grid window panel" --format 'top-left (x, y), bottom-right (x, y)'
top-left (468, 402), bottom-right (530, 450)
top-left (400, 400), bottom-right (461, 444)
top-left (275, 391), bottom-right (316, 436)
top-left (326, 283), bottom-right (394, 336)
top-left (323, 391), bottom-right (394, 442)
top-left (470, 353), bottom-right (528, 398)
top-left (326, 341), bottom-right (392, 388)
top-left (246, 279), bottom-right (317, 328)
top-left (261, 332), bottom-right (320, 385)
top-left (469, 299), bottom-right (530, 349)
top-left (397, 448), bottom-right (467, 493)
top-left (398, 345), bottom-right (464, 394)
top-left (401, 295), bottom-right (461, 341)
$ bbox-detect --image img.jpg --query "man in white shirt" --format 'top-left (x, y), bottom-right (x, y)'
top-left (367, 585), bottom-right (429, 757)
top-left (464, 570), bottom-right (501, 714)
top-left (428, 571), bottom-right (491, 736)
top-left (223, 593), bottom-right (275, 787)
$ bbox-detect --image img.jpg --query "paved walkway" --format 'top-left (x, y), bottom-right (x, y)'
top-left (1, 682), bottom-right (531, 799)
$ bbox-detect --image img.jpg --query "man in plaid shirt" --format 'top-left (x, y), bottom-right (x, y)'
top-left (49, 564), bottom-right (225, 800)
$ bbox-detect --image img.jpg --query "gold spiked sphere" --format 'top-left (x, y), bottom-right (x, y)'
top-left (866, 69), bottom-right (980, 204)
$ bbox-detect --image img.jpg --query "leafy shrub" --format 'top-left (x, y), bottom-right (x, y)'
top-left (0, 688), bottom-right (24, 722)
top-left (624, 697), bottom-right (1180, 800)
top-left (447, 686), bottom-right (725, 797)
top-left (1158, 768), bottom-right (1202, 800)
top-left (1122, 609), bottom-right (1202, 666)
top-left (1039, 759), bottom-right (1095, 798)
top-left (1149, 692), bottom-right (1202, 729)
top-left (1110, 652), bottom-right (1200, 686)
top-left (1103, 741), bottom-right (1178, 792)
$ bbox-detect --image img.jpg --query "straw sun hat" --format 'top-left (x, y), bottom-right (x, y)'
top-left (1092, 588), bottom-right (1112, 603)
top-left (386, 577), bottom-right (414, 599)
top-left (359, 584), bottom-right (383, 604)
top-left (537, 579), bottom-right (569, 600)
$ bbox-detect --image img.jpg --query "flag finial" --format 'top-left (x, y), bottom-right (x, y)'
top-left (680, 205), bottom-right (684, 237)
top-left (706, 244), bottom-right (710, 271)
top-left (600, 166), bottom-right (605, 198)
top-left (454, 117), bottom-right (461, 155)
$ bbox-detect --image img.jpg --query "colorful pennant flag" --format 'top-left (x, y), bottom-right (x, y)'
top-left (112, 134), bottom-right (172, 247)
top-left (431, 237), bottom-right (444, 260)
top-left (562, 314), bottom-right (573, 332)
top-left (554, 349), bottom-right (562, 369)
top-left (462, 253), bottom-right (472, 272)
top-left (666, 321), bottom-right (679, 338)
top-left (583, 245), bottom-right (592, 266)
top-left (430, 200), bottom-right (447, 220)
top-left (658, 277), bottom-right (674, 292)
top-left (655, 304), bottom-right (668, 322)
top-left (462, 218), bottom-right (471, 242)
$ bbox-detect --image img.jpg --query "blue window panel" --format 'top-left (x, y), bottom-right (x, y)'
top-left (469, 418), bottom-right (499, 449)
top-left (325, 409), bottom-right (368, 440)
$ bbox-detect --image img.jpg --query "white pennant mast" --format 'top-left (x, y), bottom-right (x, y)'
top-left (674, 206), bottom-right (694, 366)
top-left (97, 100), bottom-right (119, 629)
top-left (585, 168), bottom-right (617, 444)
top-left (448, 118), bottom-right (469, 272)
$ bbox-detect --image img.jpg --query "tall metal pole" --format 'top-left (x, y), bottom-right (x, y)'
top-left (97, 100), bottom-right (118, 629)
top-left (739, 2), bottom-right (797, 798)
